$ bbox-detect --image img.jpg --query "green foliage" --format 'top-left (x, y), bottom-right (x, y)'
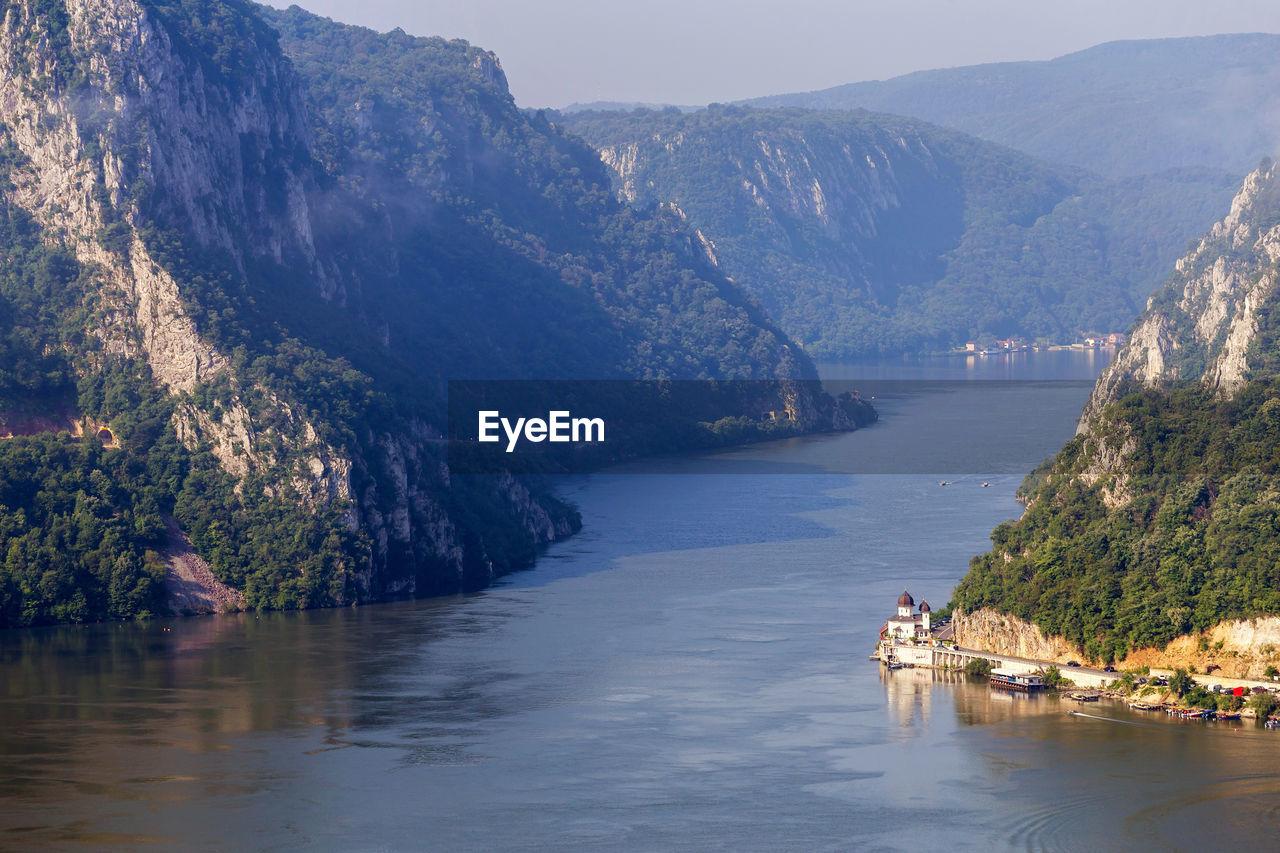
top-left (261, 6), bottom-right (811, 384)
top-left (1266, 665), bottom-right (1279, 679)
top-left (0, 349), bottom-right (370, 626)
top-left (1184, 684), bottom-right (1216, 708)
top-left (0, 145), bottom-right (81, 412)
top-left (1016, 457), bottom-right (1055, 503)
top-left (1218, 693), bottom-right (1245, 712)
top-left (964, 658), bottom-right (993, 677)
top-left (563, 107), bottom-right (1239, 359)
top-left (1250, 690), bottom-right (1278, 718)
top-left (951, 379), bottom-right (1280, 659)
top-left (142, 0), bottom-right (284, 96)
top-left (1042, 666), bottom-right (1072, 688)
top-left (0, 431), bottom-right (167, 626)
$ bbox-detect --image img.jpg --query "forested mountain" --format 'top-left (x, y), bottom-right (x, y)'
top-left (949, 161), bottom-right (1280, 672)
top-left (563, 106), bottom-right (1238, 359)
top-left (746, 34), bottom-right (1280, 178)
top-left (0, 0), bottom-right (842, 626)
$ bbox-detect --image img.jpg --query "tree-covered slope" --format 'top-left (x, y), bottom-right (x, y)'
top-left (0, 0), bottom-right (837, 626)
top-left (563, 106), bottom-right (1238, 359)
top-left (746, 34), bottom-right (1280, 178)
top-left (949, 161), bottom-right (1280, 664)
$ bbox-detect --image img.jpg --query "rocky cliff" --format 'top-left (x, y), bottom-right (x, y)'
top-left (0, 1), bottom-right (827, 625)
top-left (949, 161), bottom-right (1280, 664)
top-left (1085, 160), bottom-right (1280, 419)
top-left (954, 608), bottom-right (1280, 679)
top-left (563, 106), bottom-right (1238, 358)
top-left (952, 609), bottom-right (1087, 663)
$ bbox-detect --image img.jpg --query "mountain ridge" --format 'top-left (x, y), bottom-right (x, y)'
top-left (745, 33), bottom-right (1280, 177)
top-left (562, 105), bottom-right (1239, 358)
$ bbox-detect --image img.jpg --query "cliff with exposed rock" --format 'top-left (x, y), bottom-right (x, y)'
top-left (563, 106), bottom-right (1238, 358)
top-left (0, 0), bottom-right (836, 626)
top-left (948, 159), bottom-right (1280, 664)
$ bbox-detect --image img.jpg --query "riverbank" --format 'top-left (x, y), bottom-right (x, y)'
top-left (878, 636), bottom-right (1280, 721)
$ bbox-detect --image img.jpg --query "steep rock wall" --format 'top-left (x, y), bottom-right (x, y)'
top-left (0, 0), bottom-right (574, 602)
top-left (1083, 160), bottom-right (1280, 426)
top-left (952, 609), bottom-right (1089, 664)
top-left (1120, 617), bottom-right (1280, 679)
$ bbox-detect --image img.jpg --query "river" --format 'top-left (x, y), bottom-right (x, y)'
top-left (5, 350), bottom-right (1280, 850)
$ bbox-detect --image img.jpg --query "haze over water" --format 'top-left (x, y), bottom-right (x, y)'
top-left (6, 350), bottom-right (1280, 850)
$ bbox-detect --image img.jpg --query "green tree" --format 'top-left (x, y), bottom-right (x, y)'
top-left (1249, 690), bottom-right (1278, 718)
top-left (1168, 668), bottom-right (1194, 697)
top-left (1042, 666), bottom-right (1073, 688)
top-left (965, 658), bottom-right (994, 677)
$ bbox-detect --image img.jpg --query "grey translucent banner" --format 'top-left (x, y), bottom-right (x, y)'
top-left (447, 379), bottom-right (1095, 475)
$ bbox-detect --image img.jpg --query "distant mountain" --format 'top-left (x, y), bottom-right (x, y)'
top-left (949, 160), bottom-right (1280, 671)
top-left (562, 106), bottom-right (1239, 358)
top-left (745, 34), bottom-right (1280, 178)
top-left (562, 101), bottom-right (698, 114)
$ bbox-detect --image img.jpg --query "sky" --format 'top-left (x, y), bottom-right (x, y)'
top-left (262, 1), bottom-right (1280, 109)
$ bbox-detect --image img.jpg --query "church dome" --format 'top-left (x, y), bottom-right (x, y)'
top-left (897, 590), bottom-right (914, 607)
top-left (919, 600), bottom-right (931, 613)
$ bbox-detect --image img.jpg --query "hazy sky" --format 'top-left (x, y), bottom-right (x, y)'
top-left (262, 1), bottom-right (1280, 109)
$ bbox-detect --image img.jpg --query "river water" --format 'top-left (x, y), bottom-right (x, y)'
top-left (5, 351), bottom-right (1280, 850)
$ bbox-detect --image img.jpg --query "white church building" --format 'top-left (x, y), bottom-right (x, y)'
top-left (882, 589), bottom-right (931, 640)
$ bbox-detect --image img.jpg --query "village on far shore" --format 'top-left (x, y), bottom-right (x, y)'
top-left (875, 590), bottom-right (1280, 727)
top-left (948, 331), bottom-right (1127, 357)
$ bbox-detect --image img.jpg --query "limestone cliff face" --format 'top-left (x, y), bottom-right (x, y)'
top-left (1084, 160), bottom-right (1280, 423)
top-left (952, 609), bottom-right (1089, 664)
top-left (597, 124), bottom-right (937, 246)
top-left (955, 608), bottom-right (1280, 678)
top-left (1060, 161), bottom-right (1280, 517)
top-left (0, 0), bottom-right (572, 601)
top-left (588, 115), bottom-right (953, 306)
top-left (0, 0), bottom-right (346, 501)
top-left (1119, 617), bottom-right (1280, 679)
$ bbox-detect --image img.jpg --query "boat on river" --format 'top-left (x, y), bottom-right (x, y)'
top-left (990, 669), bottom-right (1045, 692)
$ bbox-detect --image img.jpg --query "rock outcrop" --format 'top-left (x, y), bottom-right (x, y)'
top-left (1119, 617), bottom-right (1280, 679)
top-left (952, 609), bottom-right (1089, 664)
top-left (1083, 159), bottom-right (1280, 424)
top-left (2, 1), bottom-right (829, 622)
